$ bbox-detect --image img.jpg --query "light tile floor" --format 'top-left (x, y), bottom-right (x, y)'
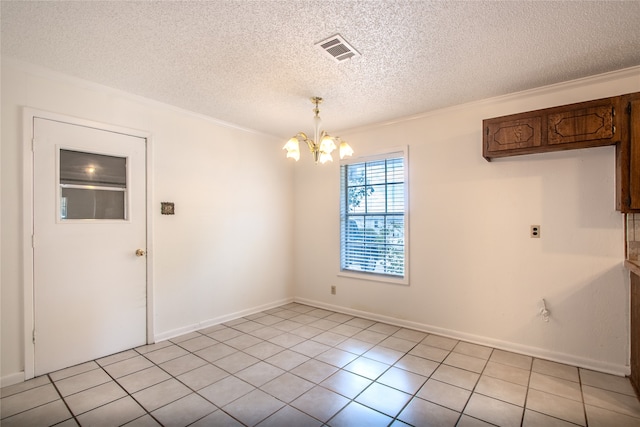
top-left (2, 302), bottom-right (640, 426)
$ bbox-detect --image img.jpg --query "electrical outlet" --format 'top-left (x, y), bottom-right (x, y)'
top-left (331, 285), bottom-right (336, 295)
top-left (530, 225), bottom-right (541, 238)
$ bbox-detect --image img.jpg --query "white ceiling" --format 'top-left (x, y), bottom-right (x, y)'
top-left (2, 1), bottom-right (640, 138)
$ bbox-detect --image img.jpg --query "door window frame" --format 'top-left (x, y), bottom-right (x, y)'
top-left (57, 148), bottom-right (130, 221)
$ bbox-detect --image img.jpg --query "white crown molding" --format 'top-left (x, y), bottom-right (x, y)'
top-left (341, 65), bottom-right (640, 135)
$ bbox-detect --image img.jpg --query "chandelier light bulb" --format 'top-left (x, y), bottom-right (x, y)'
top-left (286, 148), bottom-right (300, 161)
top-left (339, 141), bottom-right (354, 159)
top-left (283, 96), bottom-right (354, 165)
top-left (319, 135), bottom-right (337, 154)
top-left (282, 138), bottom-right (301, 161)
top-left (319, 152), bottom-right (333, 164)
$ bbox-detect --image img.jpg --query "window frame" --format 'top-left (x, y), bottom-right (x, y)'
top-left (338, 146), bottom-right (409, 285)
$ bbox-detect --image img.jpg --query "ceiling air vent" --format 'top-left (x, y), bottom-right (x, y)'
top-left (315, 34), bottom-right (360, 62)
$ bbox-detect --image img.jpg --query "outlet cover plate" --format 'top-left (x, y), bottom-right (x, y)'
top-left (531, 225), bottom-right (541, 238)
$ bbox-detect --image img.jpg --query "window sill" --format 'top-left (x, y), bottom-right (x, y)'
top-left (337, 270), bottom-right (409, 286)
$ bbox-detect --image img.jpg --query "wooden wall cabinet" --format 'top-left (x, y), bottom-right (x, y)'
top-left (483, 96), bottom-right (623, 160)
top-left (483, 92), bottom-right (640, 212)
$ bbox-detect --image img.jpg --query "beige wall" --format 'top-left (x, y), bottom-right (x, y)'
top-left (1, 59), bottom-right (294, 384)
top-left (292, 67), bottom-right (640, 375)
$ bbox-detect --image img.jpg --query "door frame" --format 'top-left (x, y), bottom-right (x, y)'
top-left (22, 108), bottom-right (154, 380)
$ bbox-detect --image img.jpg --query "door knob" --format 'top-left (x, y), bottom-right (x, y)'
top-left (135, 249), bottom-right (146, 257)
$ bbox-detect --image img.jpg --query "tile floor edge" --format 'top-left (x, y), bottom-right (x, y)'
top-left (293, 296), bottom-right (630, 377)
top-left (154, 297), bottom-right (295, 343)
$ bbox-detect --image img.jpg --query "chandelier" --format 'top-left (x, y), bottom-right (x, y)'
top-left (283, 97), bottom-right (354, 164)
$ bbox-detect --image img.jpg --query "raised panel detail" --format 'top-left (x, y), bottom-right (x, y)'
top-left (486, 117), bottom-right (542, 152)
top-left (548, 106), bottom-right (614, 145)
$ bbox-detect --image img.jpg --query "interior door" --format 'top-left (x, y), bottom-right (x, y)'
top-left (33, 117), bottom-right (147, 376)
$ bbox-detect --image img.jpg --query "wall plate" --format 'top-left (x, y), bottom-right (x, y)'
top-left (161, 202), bottom-right (175, 215)
top-left (531, 225), bottom-right (541, 238)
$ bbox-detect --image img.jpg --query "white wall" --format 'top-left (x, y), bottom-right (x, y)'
top-left (3, 58), bottom-right (639, 385)
top-left (293, 67), bottom-right (640, 375)
top-left (1, 59), bottom-right (294, 384)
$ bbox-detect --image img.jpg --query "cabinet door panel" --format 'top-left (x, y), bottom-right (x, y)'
top-left (548, 105), bottom-right (614, 145)
top-left (486, 116), bottom-right (542, 152)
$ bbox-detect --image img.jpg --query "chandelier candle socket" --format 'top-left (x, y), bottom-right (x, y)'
top-left (283, 97), bottom-right (354, 164)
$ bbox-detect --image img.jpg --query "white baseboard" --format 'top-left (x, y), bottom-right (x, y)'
top-left (3, 298), bottom-right (295, 388)
top-left (6, 295), bottom-right (625, 388)
top-left (1, 371), bottom-right (25, 388)
top-left (154, 297), bottom-right (294, 343)
top-left (294, 297), bottom-right (630, 377)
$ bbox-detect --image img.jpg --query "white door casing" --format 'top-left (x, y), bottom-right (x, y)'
top-left (23, 110), bottom-right (154, 379)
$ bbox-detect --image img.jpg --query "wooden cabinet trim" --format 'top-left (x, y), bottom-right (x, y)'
top-left (630, 100), bottom-right (640, 210)
top-left (483, 95), bottom-right (625, 161)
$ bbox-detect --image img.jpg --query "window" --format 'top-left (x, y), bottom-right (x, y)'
top-left (340, 149), bottom-right (408, 283)
top-left (59, 149), bottom-right (127, 220)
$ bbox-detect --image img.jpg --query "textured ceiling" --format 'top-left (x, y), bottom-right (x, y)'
top-left (2, 1), bottom-right (640, 138)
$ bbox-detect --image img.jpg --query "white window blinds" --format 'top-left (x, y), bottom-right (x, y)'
top-left (340, 152), bottom-right (407, 279)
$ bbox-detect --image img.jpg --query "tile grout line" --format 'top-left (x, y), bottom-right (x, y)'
top-left (520, 355), bottom-right (532, 427)
top-left (309, 317), bottom-right (401, 424)
top-left (455, 346), bottom-right (496, 427)
top-left (46, 373), bottom-right (80, 426)
top-left (107, 349), bottom-right (168, 427)
top-left (381, 339), bottom-right (436, 427)
top-left (156, 333), bottom-right (276, 426)
top-left (84, 355), bottom-right (162, 426)
top-left (133, 342), bottom-right (230, 426)
top-left (110, 342), bottom-right (237, 425)
top-left (255, 310), bottom-right (363, 425)
top-left (286, 315), bottom-right (476, 425)
top-left (251, 309), bottom-right (378, 424)
top-left (578, 368), bottom-right (589, 427)
top-left (528, 364), bottom-right (590, 426)
top-left (260, 318), bottom-right (419, 424)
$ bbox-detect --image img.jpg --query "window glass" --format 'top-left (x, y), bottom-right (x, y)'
top-left (60, 149), bottom-right (126, 187)
top-left (59, 149), bottom-right (127, 220)
top-left (340, 151), bottom-right (407, 281)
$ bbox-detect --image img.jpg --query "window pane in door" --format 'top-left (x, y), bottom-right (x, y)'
top-left (60, 149), bottom-right (126, 187)
top-left (59, 149), bottom-right (127, 220)
top-left (61, 187), bottom-right (125, 219)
